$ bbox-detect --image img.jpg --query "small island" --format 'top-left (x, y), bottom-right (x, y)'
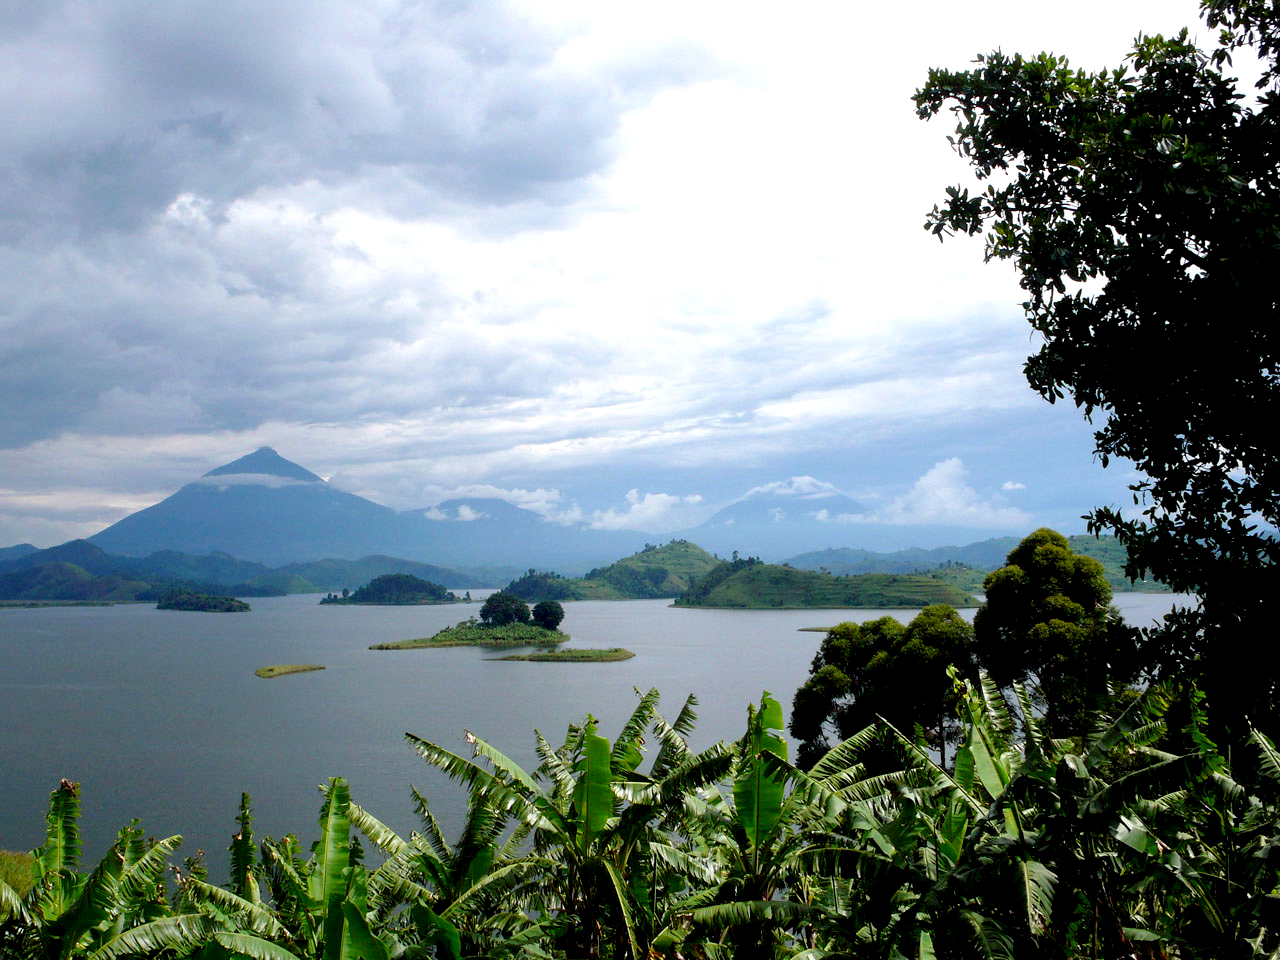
top-left (320, 573), bottom-right (460, 605)
top-left (255, 664), bottom-right (326, 678)
top-left (156, 589), bottom-right (250, 612)
top-left (492, 648), bottom-right (634, 662)
top-left (370, 592), bottom-right (569, 650)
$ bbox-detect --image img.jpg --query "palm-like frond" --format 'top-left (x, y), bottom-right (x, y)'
top-left (611, 687), bottom-right (660, 771)
top-left (409, 785), bottom-right (450, 861)
top-left (1015, 859), bottom-right (1056, 936)
top-left (184, 879), bottom-right (289, 938)
top-left (348, 802), bottom-right (407, 856)
top-left (86, 912), bottom-right (216, 960)
top-left (213, 930), bottom-right (307, 960)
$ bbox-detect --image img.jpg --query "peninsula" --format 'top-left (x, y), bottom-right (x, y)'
top-left (673, 557), bottom-right (978, 609)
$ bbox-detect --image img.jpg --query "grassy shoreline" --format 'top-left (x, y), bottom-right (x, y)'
top-left (371, 622), bottom-right (567, 650)
top-left (255, 664), bottom-right (326, 678)
top-left (492, 647), bottom-right (634, 662)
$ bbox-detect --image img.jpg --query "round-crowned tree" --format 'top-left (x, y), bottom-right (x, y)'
top-left (479, 591), bottom-right (531, 626)
top-left (790, 604), bottom-right (975, 770)
top-left (531, 600), bottom-right (565, 631)
top-left (975, 529), bottom-right (1137, 734)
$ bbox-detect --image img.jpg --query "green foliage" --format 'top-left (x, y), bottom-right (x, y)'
top-left (531, 599), bottom-right (565, 630)
top-left (677, 558), bottom-right (978, 609)
top-left (479, 591), bottom-right (531, 626)
top-left (503, 569), bottom-right (578, 602)
top-left (503, 542), bottom-right (723, 602)
top-left (583, 540), bottom-right (721, 599)
top-left (370, 621), bottom-right (565, 649)
top-left (156, 588), bottom-right (251, 612)
top-left (790, 605), bottom-right (976, 768)
top-left (0, 852), bottom-right (36, 898)
top-left (915, 3), bottom-right (1280, 721)
top-left (494, 647), bottom-right (633, 662)
top-left (319, 572), bottom-right (456, 605)
top-left (6, 679), bottom-right (1280, 960)
top-left (975, 528), bottom-right (1138, 733)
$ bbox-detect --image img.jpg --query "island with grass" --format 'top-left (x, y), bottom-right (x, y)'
top-left (673, 556), bottom-right (978, 609)
top-left (370, 620), bottom-right (567, 650)
top-left (156, 588), bottom-right (250, 612)
top-left (492, 647), bottom-right (634, 662)
top-left (255, 664), bottom-right (326, 679)
top-left (320, 573), bottom-right (460, 605)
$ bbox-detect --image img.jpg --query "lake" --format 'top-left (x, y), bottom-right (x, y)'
top-left (0, 591), bottom-right (1188, 873)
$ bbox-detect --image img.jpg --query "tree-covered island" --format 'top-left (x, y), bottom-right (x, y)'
top-left (320, 573), bottom-right (460, 605)
top-left (370, 591), bottom-right (568, 649)
top-left (155, 588), bottom-right (250, 612)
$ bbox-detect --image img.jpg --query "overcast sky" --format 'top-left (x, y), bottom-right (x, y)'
top-left (1, 0), bottom-right (1217, 548)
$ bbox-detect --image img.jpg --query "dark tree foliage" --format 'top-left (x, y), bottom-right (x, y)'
top-left (322, 573), bottom-right (453, 604)
top-left (790, 604), bottom-right (975, 769)
top-left (975, 529), bottom-right (1137, 734)
top-left (531, 599), bottom-right (565, 631)
top-left (915, 2), bottom-right (1280, 724)
top-left (479, 591), bottom-right (531, 626)
top-left (678, 555), bottom-right (762, 605)
top-left (504, 569), bottom-right (576, 602)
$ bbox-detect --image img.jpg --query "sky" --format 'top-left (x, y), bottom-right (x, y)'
top-left (0, 0), bottom-right (1219, 549)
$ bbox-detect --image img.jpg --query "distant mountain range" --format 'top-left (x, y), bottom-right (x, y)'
top-left (86, 447), bottom-right (648, 570)
top-left (2, 448), bottom-right (1164, 591)
top-left (0, 538), bottom-right (490, 601)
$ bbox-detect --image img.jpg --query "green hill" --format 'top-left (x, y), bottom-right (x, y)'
top-left (0, 562), bottom-right (154, 602)
top-left (674, 557), bottom-right (978, 609)
top-left (503, 540), bottom-right (722, 602)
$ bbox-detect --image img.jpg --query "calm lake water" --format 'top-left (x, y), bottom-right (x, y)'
top-left (0, 592), bottom-right (1189, 873)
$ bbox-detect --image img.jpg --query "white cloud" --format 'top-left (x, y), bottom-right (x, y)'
top-left (192, 474), bottom-right (319, 489)
top-left (455, 505), bottom-right (487, 522)
top-left (1002, 480), bottom-right (1027, 491)
top-left (588, 488), bottom-right (705, 531)
top-left (848, 459), bottom-right (1032, 528)
top-left (741, 477), bottom-right (845, 501)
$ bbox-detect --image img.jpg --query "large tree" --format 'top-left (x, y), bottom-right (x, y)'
top-left (790, 604), bottom-right (975, 768)
top-left (915, 1), bottom-right (1280, 723)
top-left (478, 591), bottom-right (530, 626)
top-left (975, 528), bottom-right (1136, 734)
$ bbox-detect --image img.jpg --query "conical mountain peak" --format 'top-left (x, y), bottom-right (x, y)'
top-left (203, 448), bottom-right (324, 483)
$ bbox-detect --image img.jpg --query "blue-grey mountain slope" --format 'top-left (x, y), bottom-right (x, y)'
top-left (87, 448), bottom-right (647, 569)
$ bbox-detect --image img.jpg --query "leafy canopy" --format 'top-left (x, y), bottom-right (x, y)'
top-left (914, 1), bottom-right (1280, 718)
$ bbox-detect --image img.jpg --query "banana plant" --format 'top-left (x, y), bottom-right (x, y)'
top-left (679, 692), bottom-right (848, 958)
top-left (0, 780), bottom-right (260, 960)
top-left (409, 687), bottom-right (731, 959)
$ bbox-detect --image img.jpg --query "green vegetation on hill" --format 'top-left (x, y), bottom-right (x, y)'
top-left (0, 562), bottom-right (153, 602)
top-left (503, 540), bottom-right (722, 602)
top-left (320, 573), bottom-right (457, 605)
top-left (785, 534), bottom-right (1170, 594)
top-left (156, 589), bottom-right (250, 612)
top-left (675, 557), bottom-right (977, 608)
top-left (370, 620), bottom-right (566, 649)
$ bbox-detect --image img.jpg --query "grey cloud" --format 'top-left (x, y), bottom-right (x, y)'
top-left (1, 1), bottom-right (712, 239)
